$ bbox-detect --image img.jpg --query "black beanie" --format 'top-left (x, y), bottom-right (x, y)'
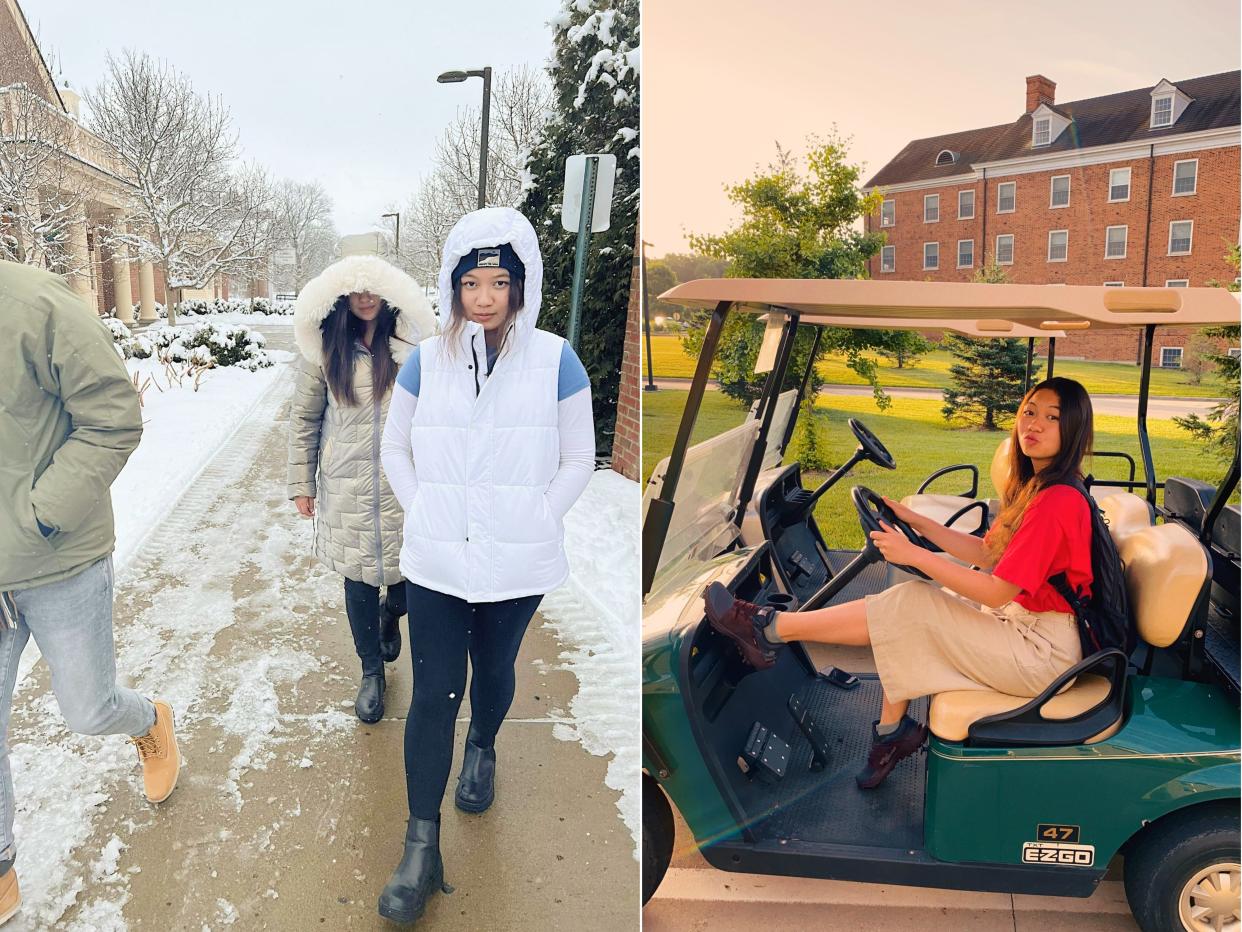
top-left (451, 243), bottom-right (525, 288)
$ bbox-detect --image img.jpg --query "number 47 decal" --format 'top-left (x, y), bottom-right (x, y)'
top-left (1037, 824), bottom-right (1081, 844)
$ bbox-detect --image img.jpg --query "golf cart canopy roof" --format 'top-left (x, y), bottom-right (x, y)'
top-left (660, 279), bottom-right (1241, 329)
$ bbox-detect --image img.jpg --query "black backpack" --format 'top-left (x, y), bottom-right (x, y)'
top-left (1047, 478), bottom-right (1137, 659)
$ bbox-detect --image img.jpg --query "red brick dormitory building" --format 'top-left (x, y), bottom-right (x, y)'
top-left (863, 72), bottom-right (1241, 363)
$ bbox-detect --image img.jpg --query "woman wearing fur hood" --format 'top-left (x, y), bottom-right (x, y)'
top-left (377, 207), bottom-right (595, 923)
top-left (287, 253), bottom-right (437, 725)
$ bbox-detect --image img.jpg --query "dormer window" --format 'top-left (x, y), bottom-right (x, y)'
top-left (1149, 79), bottom-right (1193, 130)
top-left (935, 149), bottom-right (958, 166)
top-left (1152, 96), bottom-right (1173, 127)
top-left (1029, 103), bottom-right (1070, 147)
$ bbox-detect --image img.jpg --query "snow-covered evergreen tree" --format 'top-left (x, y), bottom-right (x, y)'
top-left (520, 0), bottom-right (639, 457)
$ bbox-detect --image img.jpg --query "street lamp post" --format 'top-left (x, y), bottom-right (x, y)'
top-left (641, 240), bottom-right (658, 391)
top-left (381, 212), bottom-right (401, 254)
top-left (436, 67), bottom-right (492, 210)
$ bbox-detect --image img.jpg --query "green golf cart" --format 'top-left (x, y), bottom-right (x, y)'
top-left (641, 279), bottom-right (1240, 932)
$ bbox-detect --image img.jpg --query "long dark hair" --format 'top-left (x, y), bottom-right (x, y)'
top-left (320, 295), bottom-right (404, 405)
top-left (441, 276), bottom-right (525, 360)
top-left (987, 377), bottom-right (1094, 559)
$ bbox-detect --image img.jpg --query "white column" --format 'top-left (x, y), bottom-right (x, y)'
top-left (138, 261), bottom-right (158, 324)
top-left (110, 224), bottom-right (134, 326)
top-left (68, 217), bottom-right (97, 311)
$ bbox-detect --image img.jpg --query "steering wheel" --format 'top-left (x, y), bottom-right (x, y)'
top-left (849, 418), bottom-right (896, 471)
top-left (851, 486), bottom-right (935, 581)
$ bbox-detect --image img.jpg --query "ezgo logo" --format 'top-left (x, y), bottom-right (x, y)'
top-left (1021, 841), bottom-right (1095, 866)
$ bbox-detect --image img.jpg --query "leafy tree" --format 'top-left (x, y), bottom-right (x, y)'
top-left (680, 134), bottom-right (893, 407)
top-left (878, 330), bottom-right (932, 369)
top-left (942, 335), bottom-right (1039, 430)
top-left (1174, 244), bottom-right (1240, 460)
top-left (791, 396), bottom-right (832, 471)
top-left (662, 252), bottom-right (727, 283)
top-left (519, 0), bottom-right (638, 456)
top-left (646, 258), bottom-right (681, 321)
top-left (973, 258), bottom-right (1009, 284)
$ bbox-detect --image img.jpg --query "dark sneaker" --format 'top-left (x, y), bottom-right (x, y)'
top-left (702, 582), bottom-right (779, 670)
top-left (856, 716), bottom-right (928, 789)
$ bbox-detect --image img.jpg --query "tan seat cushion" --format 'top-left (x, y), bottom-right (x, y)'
top-left (902, 494), bottom-right (991, 533)
top-left (929, 674), bottom-right (1114, 742)
top-left (1096, 490), bottom-right (1153, 544)
top-left (989, 437), bottom-right (1013, 499)
top-left (1120, 523), bottom-right (1210, 648)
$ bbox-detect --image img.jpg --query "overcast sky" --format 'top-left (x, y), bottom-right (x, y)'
top-left (24, 0), bottom-right (560, 234)
top-left (645, 0), bottom-right (1241, 256)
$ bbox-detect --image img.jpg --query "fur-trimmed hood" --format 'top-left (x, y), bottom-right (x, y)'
top-left (293, 255), bottom-right (437, 366)
top-left (437, 207), bottom-right (543, 345)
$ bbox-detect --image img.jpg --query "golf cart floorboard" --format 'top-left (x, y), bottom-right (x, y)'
top-left (752, 675), bottom-right (928, 851)
top-left (822, 550), bottom-right (893, 604)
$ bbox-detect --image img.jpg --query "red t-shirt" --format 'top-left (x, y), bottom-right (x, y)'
top-left (988, 485), bottom-right (1093, 614)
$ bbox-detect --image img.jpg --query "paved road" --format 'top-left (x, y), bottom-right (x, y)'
top-left (12, 365), bottom-right (636, 930)
top-left (647, 378), bottom-right (1222, 419)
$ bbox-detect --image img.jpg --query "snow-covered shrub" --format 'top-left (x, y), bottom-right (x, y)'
top-left (149, 321), bottom-right (272, 370)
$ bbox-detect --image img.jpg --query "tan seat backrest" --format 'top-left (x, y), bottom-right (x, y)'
top-left (1097, 491), bottom-right (1154, 544)
top-left (1118, 523), bottom-right (1209, 648)
top-left (989, 437), bottom-right (1013, 502)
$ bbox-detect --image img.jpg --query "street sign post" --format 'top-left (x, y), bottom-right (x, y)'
top-left (562, 153), bottom-right (618, 350)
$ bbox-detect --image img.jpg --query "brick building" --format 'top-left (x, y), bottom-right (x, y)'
top-left (611, 230), bottom-right (642, 481)
top-left (863, 72), bottom-right (1240, 363)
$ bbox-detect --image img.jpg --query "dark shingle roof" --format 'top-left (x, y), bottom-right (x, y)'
top-left (865, 71), bottom-right (1240, 188)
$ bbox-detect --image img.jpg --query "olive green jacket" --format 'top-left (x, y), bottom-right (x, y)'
top-left (0, 261), bottom-right (142, 591)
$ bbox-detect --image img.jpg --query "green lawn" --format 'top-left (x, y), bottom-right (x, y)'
top-left (643, 389), bottom-right (1235, 551)
top-left (643, 333), bottom-right (1228, 398)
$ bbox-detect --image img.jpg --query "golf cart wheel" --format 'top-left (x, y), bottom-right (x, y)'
top-left (643, 772), bottom-right (675, 906)
top-left (1124, 804), bottom-right (1240, 932)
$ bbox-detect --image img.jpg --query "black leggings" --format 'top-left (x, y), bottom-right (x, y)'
top-left (343, 578), bottom-right (407, 676)
top-left (403, 582), bottom-right (542, 820)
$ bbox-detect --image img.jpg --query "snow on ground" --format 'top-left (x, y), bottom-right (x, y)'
top-left (174, 312), bottom-right (294, 328)
top-left (537, 468), bottom-right (641, 857)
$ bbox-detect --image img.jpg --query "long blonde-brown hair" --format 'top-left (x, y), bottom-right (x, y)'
top-left (986, 377), bottom-right (1094, 560)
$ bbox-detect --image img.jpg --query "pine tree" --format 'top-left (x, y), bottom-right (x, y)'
top-left (941, 335), bottom-right (1038, 430)
top-left (519, 0), bottom-right (639, 457)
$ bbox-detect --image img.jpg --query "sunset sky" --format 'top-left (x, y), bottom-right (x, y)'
top-left (644, 1), bottom-right (1241, 256)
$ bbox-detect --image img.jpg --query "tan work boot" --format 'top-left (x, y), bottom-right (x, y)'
top-left (0, 865), bottom-right (20, 925)
top-left (130, 700), bottom-right (180, 803)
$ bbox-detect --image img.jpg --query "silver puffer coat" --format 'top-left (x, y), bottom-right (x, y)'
top-left (287, 256), bottom-right (438, 586)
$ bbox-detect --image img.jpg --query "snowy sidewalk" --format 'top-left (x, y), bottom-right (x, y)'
top-left (8, 363), bottom-right (637, 930)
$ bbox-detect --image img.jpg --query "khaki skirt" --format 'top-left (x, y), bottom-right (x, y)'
top-left (865, 580), bottom-right (1082, 704)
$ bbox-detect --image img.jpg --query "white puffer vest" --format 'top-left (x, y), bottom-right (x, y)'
top-left (398, 207), bottom-right (569, 602)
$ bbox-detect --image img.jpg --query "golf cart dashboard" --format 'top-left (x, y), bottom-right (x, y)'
top-left (757, 464), bottom-right (832, 603)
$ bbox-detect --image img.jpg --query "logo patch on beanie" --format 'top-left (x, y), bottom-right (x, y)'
top-left (476, 248), bottom-right (501, 268)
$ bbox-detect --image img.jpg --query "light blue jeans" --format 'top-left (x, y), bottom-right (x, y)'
top-left (0, 557), bottom-right (155, 863)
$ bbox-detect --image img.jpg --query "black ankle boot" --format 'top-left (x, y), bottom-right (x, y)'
top-left (379, 606), bottom-right (402, 664)
top-left (454, 730), bottom-right (496, 813)
top-left (378, 816), bottom-right (451, 924)
top-left (355, 671), bottom-right (385, 724)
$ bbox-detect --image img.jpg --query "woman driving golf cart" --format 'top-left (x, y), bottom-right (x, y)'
top-left (706, 376), bottom-right (1095, 788)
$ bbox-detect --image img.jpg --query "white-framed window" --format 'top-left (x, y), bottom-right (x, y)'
top-left (1049, 175), bottom-right (1071, 208)
top-left (881, 199), bottom-right (895, 227)
top-left (1168, 220), bottom-right (1193, 256)
top-left (1173, 159), bottom-right (1198, 196)
top-left (924, 194), bottom-right (940, 223)
top-left (1165, 279), bottom-right (1189, 287)
top-left (957, 239), bottom-right (974, 268)
top-left (1228, 348), bottom-right (1241, 359)
top-left (1047, 230), bottom-right (1068, 262)
top-left (880, 245), bottom-right (895, 273)
top-left (1108, 167), bottom-right (1131, 202)
top-left (1103, 281), bottom-right (1124, 287)
top-left (923, 242), bottom-right (939, 270)
top-left (1151, 95), bottom-right (1173, 128)
top-left (958, 189), bottom-right (975, 219)
top-left (1160, 346), bottom-right (1183, 368)
top-left (995, 234), bottom-right (1015, 265)
top-left (997, 181), bottom-right (1016, 213)
top-left (1105, 225), bottom-right (1128, 259)
top-left (1034, 118), bottom-right (1051, 146)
